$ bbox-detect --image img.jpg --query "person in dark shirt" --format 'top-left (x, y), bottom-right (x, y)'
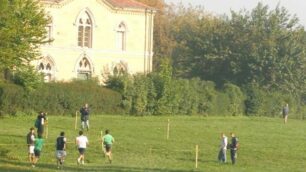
top-left (55, 132), bottom-right (67, 169)
top-left (80, 103), bottom-right (90, 131)
top-left (229, 132), bottom-right (239, 165)
top-left (35, 112), bottom-right (46, 136)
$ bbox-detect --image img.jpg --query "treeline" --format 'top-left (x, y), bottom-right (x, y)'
top-left (105, 61), bottom-right (306, 119)
top-left (1, 73), bottom-right (304, 118)
top-left (0, 81), bottom-right (123, 116)
top-left (137, 1), bottom-right (306, 101)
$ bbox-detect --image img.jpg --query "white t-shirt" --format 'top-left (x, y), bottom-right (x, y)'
top-left (76, 135), bottom-right (88, 148)
top-left (220, 136), bottom-right (228, 149)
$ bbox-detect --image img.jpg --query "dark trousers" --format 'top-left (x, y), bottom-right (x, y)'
top-left (230, 149), bottom-right (237, 164)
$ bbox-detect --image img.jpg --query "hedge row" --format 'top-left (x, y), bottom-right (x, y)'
top-left (0, 76), bottom-right (305, 118)
top-left (106, 73), bottom-right (306, 118)
top-left (0, 80), bottom-right (123, 116)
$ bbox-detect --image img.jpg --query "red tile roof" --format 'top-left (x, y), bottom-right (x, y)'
top-left (40, 0), bottom-right (151, 9)
top-left (106, 0), bottom-right (150, 9)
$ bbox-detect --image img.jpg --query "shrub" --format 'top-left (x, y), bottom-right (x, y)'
top-left (0, 81), bottom-right (123, 115)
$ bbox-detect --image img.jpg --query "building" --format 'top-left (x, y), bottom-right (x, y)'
top-left (36, 0), bottom-right (155, 83)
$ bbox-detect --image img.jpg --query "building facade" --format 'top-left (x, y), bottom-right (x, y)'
top-left (36, 0), bottom-right (155, 83)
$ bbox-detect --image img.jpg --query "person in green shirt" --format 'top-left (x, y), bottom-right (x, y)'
top-left (33, 134), bottom-right (44, 167)
top-left (102, 129), bottom-right (115, 163)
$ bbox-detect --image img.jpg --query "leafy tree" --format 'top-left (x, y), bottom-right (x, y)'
top-left (0, 0), bottom-right (49, 87)
top-left (170, 3), bottom-right (306, 95)
top-left (135, 0), bottom-right (177, 69)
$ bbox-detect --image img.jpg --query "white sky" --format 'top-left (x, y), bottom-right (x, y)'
top-left (165, 0), bottom-right (306, 27)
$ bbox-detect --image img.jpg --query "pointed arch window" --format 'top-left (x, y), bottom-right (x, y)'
top-left (38, 57), bottom-right (55, 82)
top-left (78, 11), bottom-right (92, 48)
top-left (77, 57), bottom-right (92, 80)
top-left (113, 61), bottom-right (128, 76)
top-left (117, 22), bottom-right (126, 51)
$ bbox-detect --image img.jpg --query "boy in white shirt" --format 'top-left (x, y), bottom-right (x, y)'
top-left (76, 131), bottom-right (89, 165)
top-left (218, 133), bottom-right (228, 163)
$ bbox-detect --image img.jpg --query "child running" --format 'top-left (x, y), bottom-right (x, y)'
top-left (102, 129), bottom-right (115, 163)
top-left (76, 131), bottom-right (89, 165)
top-left (33, 134), bottom-right (44, 167)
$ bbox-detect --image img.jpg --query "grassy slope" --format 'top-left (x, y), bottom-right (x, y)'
top-left (0, 115), bottom-right (305, 172)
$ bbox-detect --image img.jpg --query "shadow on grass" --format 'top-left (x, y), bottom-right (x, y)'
top-left (0, 158), bottom-right (196, 172)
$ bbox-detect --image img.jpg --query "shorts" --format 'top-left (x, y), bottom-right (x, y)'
top-left (28, 145), bottom-right (35, 154)
top-left (78, 148), bottom-right (86, 155)
top-left (34, 149), bottom-right (41, 157)
top-left (105, 144), bottom-right (112, 152)
top-left (56, 150), bottom-right (66, 159)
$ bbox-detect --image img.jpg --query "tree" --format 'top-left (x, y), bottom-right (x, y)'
top-left (170, 3), bottom-right (306, 95)
top-left (135, 0), bottom-right (177, 69)
top-left (0, 0), bottom-right (49, 87)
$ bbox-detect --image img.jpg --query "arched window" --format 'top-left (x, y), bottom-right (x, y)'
top-left (117, 22), bottom-right (126, 51)
top-left (77, 57), bottom-right (92, 80)
top-left (113, 61), bottom-right (128, 76)
top-left (78, 11), bottom-right (92, 48)
top-left (37, 57), bottom-right (55, 82)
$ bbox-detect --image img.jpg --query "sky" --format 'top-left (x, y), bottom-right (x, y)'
top-left (165, 0), bottom-right (306, 27)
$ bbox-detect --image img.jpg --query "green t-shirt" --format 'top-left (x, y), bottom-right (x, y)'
top-left (103, 134), bottom-right (114, 145)
top-left (34, 138), bottom-right (44, 151)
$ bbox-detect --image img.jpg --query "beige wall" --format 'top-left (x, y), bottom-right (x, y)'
top-left (37, 0), bottom-right (155, 82)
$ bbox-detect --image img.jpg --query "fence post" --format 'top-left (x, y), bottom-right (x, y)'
top-left (75, 111), bottom-right (78, 130)
top-left (195, 144), bottom-right (199, 169)
top-left (167, 119), bottom-right (170, 140)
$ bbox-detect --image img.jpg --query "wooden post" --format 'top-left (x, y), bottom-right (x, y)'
top-left (45, 124), bottom-right (48, 139)
top-left (45, 116), bottom-right (48, 139)
top-left (101, 130), bottom-right (105, 154)
top-left (167, 119), bottom-right (170, 140)
top-left (75, 111), bottom-right (78, 130)
top-left (195, 145), bottom-right (199, 169)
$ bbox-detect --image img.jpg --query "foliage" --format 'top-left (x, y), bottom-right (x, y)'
top-left (222, 83), bottom-right (245, 116)
top-left (13, 66), bottom-right (43, 91)
top-left (0, 0), bottom-right (48, 87)
top-left (135, 0), bottom-right (177, 68)
top-left (168, 3), bottom-right (306, 96)
top-left (0, 81), bottom-right (123, 116)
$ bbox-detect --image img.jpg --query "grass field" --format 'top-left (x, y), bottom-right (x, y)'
top-left (0, 115), bottom-right (305, 172)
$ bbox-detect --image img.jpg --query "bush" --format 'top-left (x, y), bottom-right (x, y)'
top-left (0, 81), bottom-right (123, 115)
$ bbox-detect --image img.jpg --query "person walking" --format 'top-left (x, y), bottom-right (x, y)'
top-left (218, 133), bottom-right (228, 163)
top-left (35, 112), bottom-right (46, 136)
top-left (56, 131), bottom-right (67, 169)
top-left (282, 103), bottom-right (289, 124)
top-left (229, 132), bottom-right (239, 165)
top-left (80, 103), bottom-right (90, 131)
top-left (33, 134), bottom-right (44, 167)
top-left (102, 129), bottom-right (115, 163)
top-left (26, 127), bottom-right (36, 167)
top-left (76, 131), bottom-right (89, 165)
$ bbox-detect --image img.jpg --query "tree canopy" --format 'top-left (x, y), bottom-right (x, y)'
top-left (166, 3), bottom-right (306, 95)
top-left (0, 0), bottom-right (49, 87)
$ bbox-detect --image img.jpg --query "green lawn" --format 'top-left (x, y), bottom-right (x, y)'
top-left (0, 115), bottom-right (305, 172)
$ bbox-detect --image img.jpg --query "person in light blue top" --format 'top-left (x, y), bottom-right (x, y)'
top-left (102, 129), bottom-right (115, 163)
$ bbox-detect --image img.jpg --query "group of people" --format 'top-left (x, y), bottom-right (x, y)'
top-left (27, 103), bottom-right (292, 168)
top-left (26, 103), bottom-right (115, 169)
top-left (218, 132), bottom-right (239, 165)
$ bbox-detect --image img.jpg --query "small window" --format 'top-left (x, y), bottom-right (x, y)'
top-left (117, 22), bottom-right (126, 51)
